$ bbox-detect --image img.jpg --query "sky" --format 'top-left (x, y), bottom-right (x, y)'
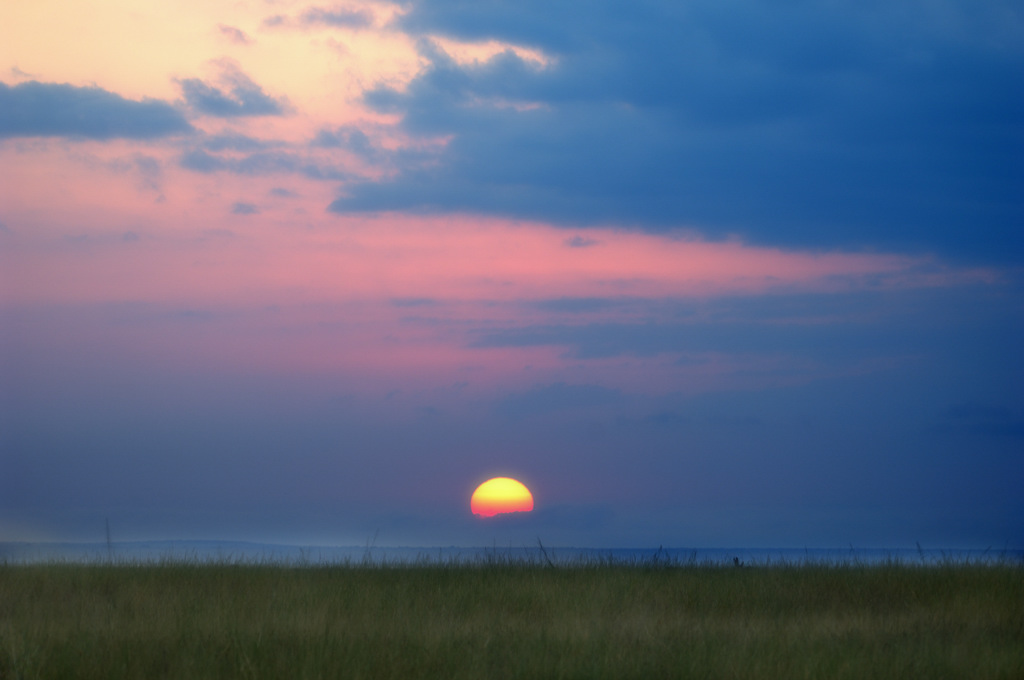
top-left (1, 0), bottom-right (1022, 550)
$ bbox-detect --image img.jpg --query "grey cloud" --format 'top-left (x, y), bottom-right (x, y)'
top-left (0, 81), bottom-right (192, 139)
top-left (231, 202), bottom-right (260, 215)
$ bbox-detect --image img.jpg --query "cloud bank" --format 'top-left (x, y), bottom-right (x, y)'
top-left (0, 81), bottom-right (192, 139)
top-left (327, 0), bottom-right (1023, 261)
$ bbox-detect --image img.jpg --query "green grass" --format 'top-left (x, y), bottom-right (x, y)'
top-left (1, 559), bottom-right (1021, 679)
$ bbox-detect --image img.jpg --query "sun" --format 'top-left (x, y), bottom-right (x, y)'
top-left (471, 477), bottom-right (534, 517)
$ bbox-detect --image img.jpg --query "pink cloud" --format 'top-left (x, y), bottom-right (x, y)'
top-left (3, 192), bottom-right (995, 398)
top-left (1, 139), bottom-right (997, 397)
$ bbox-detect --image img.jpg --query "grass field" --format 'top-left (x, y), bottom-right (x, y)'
top-left (1, 557), bottom-right (1021, 679)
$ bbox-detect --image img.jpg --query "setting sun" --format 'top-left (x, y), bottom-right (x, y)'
top-left (470, 477), bottom-right (534, 517)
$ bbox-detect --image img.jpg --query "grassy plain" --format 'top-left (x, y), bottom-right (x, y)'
top-left (1, 557), bottom-right (1021, 679)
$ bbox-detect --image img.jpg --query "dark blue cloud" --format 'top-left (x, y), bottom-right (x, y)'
top-left (179, 70), bottom-right (287, 117)
top-left (330, 0), bottom-right (1024, 261)
top-left (0, 81), bottom-right (192, 139)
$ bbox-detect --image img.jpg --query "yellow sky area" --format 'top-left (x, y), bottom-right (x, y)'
top-left (3, 0), bottom-right (221, 98)
top-left (1, 0), bottom-right (419, 127)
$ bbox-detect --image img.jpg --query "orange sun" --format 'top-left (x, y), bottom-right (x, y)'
top-left (471, 477), bottom-right (534, 517)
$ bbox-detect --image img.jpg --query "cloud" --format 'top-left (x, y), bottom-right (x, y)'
top-left (0, 81), bottom-right (192, 139)
top-left (300, 6), bottom-right (374, 29)
top-left (263, 6), bottom-right (375, 30)
top-left (231, 202), bottom-right (260, 215)
top-left (329, 0), bottom-right (1024, 261)
top-left (391, 298), bottom-right (436, 307)
top-left (179, 66), bottom-right (288, 117)
top-left (471, 289), bottom-right (968, 362)
top-left (311, 126), bottom-right (379, 160)
top-left (533, 297), bottom-right (616, 314)
top-left (202, 133), bottom-right (278, 152)
top-left (179, 148), bottom-right (349, 180)
top-left (132, 154), bottom-right (163, 192)
top-left (218, 24), bottom-right (252, 45)
top-left (177, 125), bottom-right (372, 180)
top-left (564, 235), bottom-right (597, 248)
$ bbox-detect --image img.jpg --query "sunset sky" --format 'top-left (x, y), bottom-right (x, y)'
top-left (2, 0), bottom-right (1022, 549)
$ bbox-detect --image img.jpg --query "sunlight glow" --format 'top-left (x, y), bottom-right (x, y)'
top-left (470, 477), bottom-right (535, 517)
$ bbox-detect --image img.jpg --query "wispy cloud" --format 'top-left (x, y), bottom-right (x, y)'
top-left (263, 5), bottom-right (375, 30)
top-left (218, 24), bottom-right (253, 45)
top-left (179, 148), bottom-right (349, 180)
top-left (231, 202), bottom-right (260, 215)
top-left (300, 6), bottom-right (374, 29)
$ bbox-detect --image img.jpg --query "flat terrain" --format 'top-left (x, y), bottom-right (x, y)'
top-left (1, 559), bottom-right (1022, 679)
